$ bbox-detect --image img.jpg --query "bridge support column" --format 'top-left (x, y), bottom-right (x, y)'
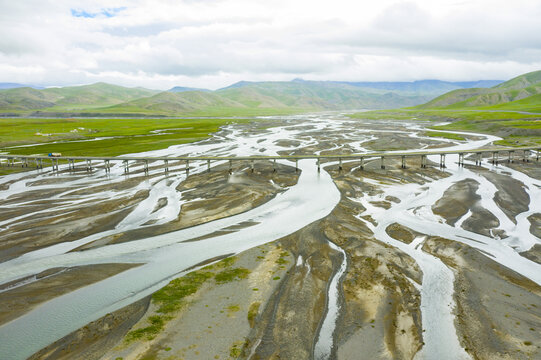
top-left (475, 152), bottom-right (483, 166)
top-left (295, 159), bottom-right (298, 172)
top-left (401, 156), bottom-right (406, 169)
top-left (39, 158), bottom-right (43, 169)
top-left (317, 158), bottom-right (320, 172)
top-left (207, 159), bottom-right (210, 172)
top-left (144, 160), bottom-right (149, 174)
top-left (523, 150), bottom-right (529, 162)
top-left (360, 157), bottom-right (364, 170)
top-left (458, 153), bottom-right (465, 167)
top-left (105, 160), bottom-right (110, 173)
top-left (273, 159), bottom-right (276, 172)
top-left (22, 158), bottom-right (27, 168)
top-left (508, 151), bottom-right (514, 163)
top-left (251, 159), bottom-right (254, 173)
top-left (186, 160), bottom-right (189, 174)
top-left (380, 156), bottom-right (385, 169)
top-left (421, 155), bottom-right (427, 168)
top-left (440, 154), bottom-right (446, 168)
top-left (229, 159), bottom-right (232, 174)
top-left (537, 150), bottom-right (540, 161)
top-left (86, 159), bottom-right (92, 172)
top-left (124, 160), bottom-right (129, 174)
top-left (338, 158), bottom-right (342, 171)
top-left (163, 160), bottom-right (168, 173)
top-left (492, 152), bottom-right (499, 165)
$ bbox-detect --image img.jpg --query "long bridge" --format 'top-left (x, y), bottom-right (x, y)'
top-left (0, 146), bottom-right (540, 174)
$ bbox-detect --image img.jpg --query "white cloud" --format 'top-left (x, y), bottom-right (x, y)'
top-left (0, 0), bottom-right (540, 89)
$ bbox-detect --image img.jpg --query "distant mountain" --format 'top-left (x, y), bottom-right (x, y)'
top-left (0, 83), bottom-right (44, 90)
top-left (215, 80), bottom-right (432, 110)
top-left (225, 79), bottom-right (503, 96)
top-left (168, 86), bottom-right (211, 93)
top-left (322, 79), bottom-right (503, 96)
top-left (0, 83), bottom-right (159, 111)
top-left (418, 70), bottom-right (541, 109)
top-left (0, 78), bottom-right (508, 116)
top-left (106, 91), bottom-right (246, 114)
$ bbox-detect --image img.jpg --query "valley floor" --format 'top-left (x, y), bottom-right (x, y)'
top-left (0, 114), bottom-right (540, 360)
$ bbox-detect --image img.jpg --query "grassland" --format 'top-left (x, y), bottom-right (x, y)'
top-left (0, 117), bottom-right (250, 157)
top-left (350, 109), bottom-right (541, 147)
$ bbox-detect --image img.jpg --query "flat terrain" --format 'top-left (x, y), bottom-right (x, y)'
top-left (0, 117), bottom-right (249, 157)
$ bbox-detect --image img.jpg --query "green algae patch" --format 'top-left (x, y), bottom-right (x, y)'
top-left (152, 271), bottom-right (214, 314)
top-left (214, 267), bottom-right (251, 284)
top-left (247, 302), bottom-right (261, 328)
top-left (126, 270), bottom-right (213, 342)
top-left (126, 315), bottom-right (167, 342)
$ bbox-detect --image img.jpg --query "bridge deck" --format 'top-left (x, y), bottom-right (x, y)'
top-left (1, 146), bottom-right (540, 162)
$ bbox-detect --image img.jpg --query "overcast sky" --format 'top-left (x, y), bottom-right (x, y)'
top-left (1, 0), bottom-right (541, 90)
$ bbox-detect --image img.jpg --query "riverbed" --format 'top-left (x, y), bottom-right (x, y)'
top-left (0, 113), bottom-right (540, 360)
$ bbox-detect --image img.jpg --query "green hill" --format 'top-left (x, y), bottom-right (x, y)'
top-left (0, 78), bottom-right (508, 116)
top-left (0, 87), bottom-right (59, 110)
top-left (419, 70), bottom-right (541, 110)
top-left (0, 83), bottom-right (158, 112)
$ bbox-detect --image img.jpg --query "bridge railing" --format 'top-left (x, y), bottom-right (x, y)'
top-left (0, 146), bottom-right (540, 173)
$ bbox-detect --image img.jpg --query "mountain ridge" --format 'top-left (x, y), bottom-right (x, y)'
top-left (0, 78), bottom-right (508, 116)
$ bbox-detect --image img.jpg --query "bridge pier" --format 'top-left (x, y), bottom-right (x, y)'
top-left (537, 150), bottom-right (540, 161)
top-left (508, 150), bottom-right (514, 163)
top-left (251, 159), bottom-right (254, 173)
top-left (420, 154), bottom-right (427, 168)
top-left (401, 155), bottom-right (406, 169)
top-left (229, 160), bottom-right (233, 174)
top-left (523, 150), bottom-right (529, 162)
top-left (380, 156), bottom-right (385, 169)
top-left (207, 159), bottom-right (210, 172)
top-left (124, 160), bottom-right (129, 174)
top-left (338, 157), bottom-right (342, 171)
top-left (360, 157), bottom-right (364, 170)
top-left (317, 158), bottom-right (320, 172)
top-left (144, 160), bottom-right (149, 174)
top-left (105, 160), bottom-right (110, 173)
top-left (491, 151), bottom-right (499, 165)
top-left (295, 159), bottom-right (298, 172)
top-left (439, 154), bottom-right (446, 168)
top-left (186, 160), bottom-right (190, 174)
top-left (475, 152), bottom-right (483, 166)
top-left (458, 153), bottom-right (465, 167)
top-left (273, 159), bottom-right (276, 172)
top-left (86, 159), bottom-right (92, 172)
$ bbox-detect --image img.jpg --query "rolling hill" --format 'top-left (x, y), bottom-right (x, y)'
top-left (0, 83), bottom-right (159, 112)
top-left (0, 78), bottom-right (506, 116)
top-left (418, 70), bottom-right (541, 110)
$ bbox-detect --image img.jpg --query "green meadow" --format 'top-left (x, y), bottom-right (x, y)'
top-left (0, 117), bottom-right (250, 157)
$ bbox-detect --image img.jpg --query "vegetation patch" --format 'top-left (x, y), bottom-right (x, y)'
top-left (126, 269), bottom-right (212, 342)
top-left (0, 117), bottom-right (251, 157)
top-left (424, 131), bottom-right (465, 141)
top-left (275, 251), bottom-right (290, 265)
top-left (214, 267), bottom-right (251, 284)
top-left (227, 304), bottom-right (241, 314)
top-left (247, 302), bottom-right (261, 328)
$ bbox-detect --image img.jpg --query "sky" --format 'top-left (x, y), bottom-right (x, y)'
top-left (1, 0), bottom-right (541, 90)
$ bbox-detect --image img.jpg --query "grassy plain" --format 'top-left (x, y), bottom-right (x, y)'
top-left (0, 117), bottom-right (250, 157)
top-left (350, 109), bottom-right (541, 146)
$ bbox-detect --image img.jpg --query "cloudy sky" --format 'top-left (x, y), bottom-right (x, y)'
top-left (1, 0), bottom-right (541, 89)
